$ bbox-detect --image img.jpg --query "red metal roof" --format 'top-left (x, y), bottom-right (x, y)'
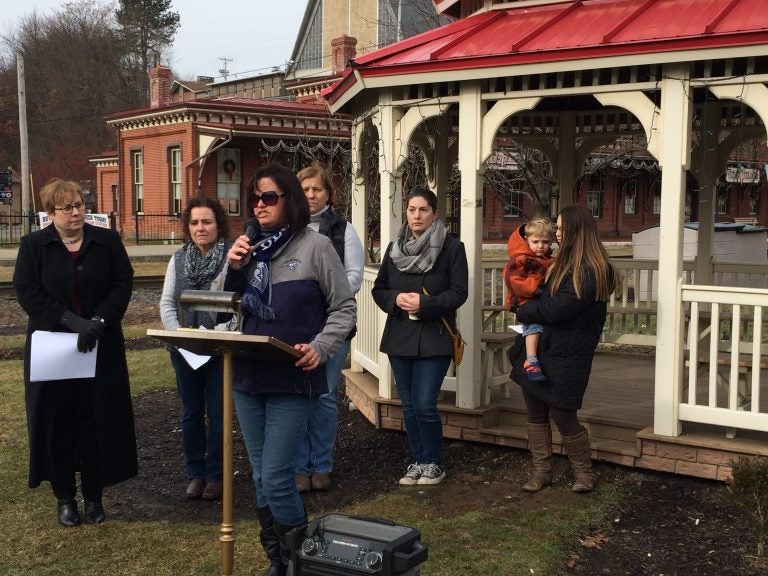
top-left (326, 0), bottom-right (768, 106)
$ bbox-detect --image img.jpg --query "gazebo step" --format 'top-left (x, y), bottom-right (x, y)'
top-left (478, 424), bottom-right (639, 456)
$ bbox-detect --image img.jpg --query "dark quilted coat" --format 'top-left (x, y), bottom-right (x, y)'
top-left (509, 269), bottom-right (606, 410)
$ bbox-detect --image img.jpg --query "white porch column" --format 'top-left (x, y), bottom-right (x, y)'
top-left (350, 118), bottom-right (367, 373)
top-left (456, 81), bottom-right (484, 409)
top-left (372, 94), bottom-right (403, 399)
top-left (654, 65), bottom-right (692, 436)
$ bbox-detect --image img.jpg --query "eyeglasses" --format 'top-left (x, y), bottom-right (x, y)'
top-left (252, 191), bottom-right (286, 207)
top-left (54, 202), bottom-right (84, 214)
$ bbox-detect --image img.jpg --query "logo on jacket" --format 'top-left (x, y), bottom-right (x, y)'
top-left (285, 258), bottom-right (300, 271)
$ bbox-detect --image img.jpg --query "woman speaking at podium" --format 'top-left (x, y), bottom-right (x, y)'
top-left (225, 162), bottom-right (356, 575)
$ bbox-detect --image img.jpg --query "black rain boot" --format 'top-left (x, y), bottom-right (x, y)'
top-left (84, 500), bottom-right (106, 524)
top-left (53, 481), bottom-right (80, 528)
top-left (256, 506), bottom-right (284, 576)
top-left (274, 519), bottom-right (307, 576)
top-left (57, 499), bottom-right (82, 527)
top-left (82, 472), bottom-right (106, 525)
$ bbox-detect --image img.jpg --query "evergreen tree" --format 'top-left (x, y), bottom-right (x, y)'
top-left (115, 0), bottom-right (180, 101)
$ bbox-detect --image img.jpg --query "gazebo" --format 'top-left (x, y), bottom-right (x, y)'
top-left (324, 0), bottom-right (768, 479)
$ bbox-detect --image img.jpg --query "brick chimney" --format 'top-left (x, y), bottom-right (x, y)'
top-left (331, 35), bottom-right (357, 75)
top-left (149, 66), bottom-right (173, 109)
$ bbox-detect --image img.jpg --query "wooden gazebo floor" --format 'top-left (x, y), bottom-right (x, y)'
top-left (343, 351), bottom-right (768, 482)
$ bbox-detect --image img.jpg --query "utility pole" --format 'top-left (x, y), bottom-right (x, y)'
top-left (218, 57), bottom-right (232, 81)
top-left (17, 52), bottom-right (30, 235)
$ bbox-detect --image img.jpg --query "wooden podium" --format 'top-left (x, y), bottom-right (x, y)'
top-left (147, 328), bottom-right (301, 576)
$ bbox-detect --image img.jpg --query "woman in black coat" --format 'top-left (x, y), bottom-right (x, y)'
top-left (509, 206), bottom-right (619, 493)
top-left (13, 178), bottom-right (137, 527)
top-left (372, 187), bottom-right (468, 487)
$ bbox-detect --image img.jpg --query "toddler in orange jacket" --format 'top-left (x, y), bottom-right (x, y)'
top-left (503, 218), bottom-right (555, 381)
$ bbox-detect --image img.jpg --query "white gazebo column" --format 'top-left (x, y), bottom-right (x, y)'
top-left (654, 65), bottom-right (692, 436)
top-left (350, 118), bottom-right (367, 373)
top-left (372, 94), bottom-right (404, 399)
top-left (456, 81), bottom-right (484, 409)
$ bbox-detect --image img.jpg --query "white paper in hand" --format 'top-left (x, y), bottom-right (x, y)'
top-left (509, 325), bottom-right (525, 334)
top-left (30, 331), bottom-right (98, 381)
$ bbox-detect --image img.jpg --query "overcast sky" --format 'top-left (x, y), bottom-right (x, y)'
top-left (1, 0), bottom-right (308, 81)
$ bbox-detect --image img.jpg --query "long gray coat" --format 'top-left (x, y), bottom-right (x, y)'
top-left (13, 223), bottom-right (138, 488)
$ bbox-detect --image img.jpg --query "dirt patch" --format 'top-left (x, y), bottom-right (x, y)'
top-left (106, 383), bottom-right (766, 576)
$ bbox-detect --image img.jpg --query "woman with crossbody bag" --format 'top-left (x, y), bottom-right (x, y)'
top-left (372, 187), bottom-right (468, 486)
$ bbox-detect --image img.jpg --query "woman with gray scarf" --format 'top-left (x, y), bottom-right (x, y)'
top-left (160, 197), bottom-right (230, 502)
top-left (372, 187), bottom-right (468, 486)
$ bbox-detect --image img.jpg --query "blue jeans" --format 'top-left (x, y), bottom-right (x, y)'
top-left (170, 352), bottom-right (223, 483)
top-left (294, 339), bottom-right (349, 475)
top-left (234, 391), bottom-right (313, 525)
top-left (522, 323), bottom-right (543, 337)
top-left (389, 355), bottom-right (452, 467)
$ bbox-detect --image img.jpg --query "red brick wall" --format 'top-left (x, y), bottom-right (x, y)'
top-left (94, 166), bottom-right (118, 215)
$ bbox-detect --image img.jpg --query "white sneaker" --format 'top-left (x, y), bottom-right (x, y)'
top-left (416, 463), bottom-right (445, 485)
top-left (398, 463), bottom-right (423, 486)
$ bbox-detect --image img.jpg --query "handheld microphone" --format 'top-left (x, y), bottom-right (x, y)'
top-left (244, 218), bottom-right (259, 244)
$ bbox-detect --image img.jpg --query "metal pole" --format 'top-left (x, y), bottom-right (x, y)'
top-left (17, 53), bottom-right (30, 234)
top-left (220, 349), bottom-right (235, 575)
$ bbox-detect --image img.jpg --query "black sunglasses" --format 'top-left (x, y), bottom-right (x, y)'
top-left (252, 191), bottom-right (286, 207)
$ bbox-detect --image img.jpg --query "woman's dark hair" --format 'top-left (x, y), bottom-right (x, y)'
top-left (246, 162), bottom-right (310, 231)
top-left (406, 187), bottom-right (438, 211)
top-left (181, 197), bottom-right (228, 242)
top-left (547, 205), bottom-right (619, 300)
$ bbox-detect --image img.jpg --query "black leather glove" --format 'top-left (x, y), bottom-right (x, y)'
top-left (60, 311), bottom-right (106, 353)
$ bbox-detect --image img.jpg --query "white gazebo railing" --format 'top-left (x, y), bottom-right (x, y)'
top-left (681, 285), bottom-right (768, 436)
top-left (351, 258), bottom-right (768, 436)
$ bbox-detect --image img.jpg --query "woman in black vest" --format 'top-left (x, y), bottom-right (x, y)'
top-left (160, 197), bottom-right (230, 501)
top-left (292, 163), bottom-right (364, 493)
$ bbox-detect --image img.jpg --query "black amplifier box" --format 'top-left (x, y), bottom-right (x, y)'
top-left (292, 514), bottom-right (427, 576)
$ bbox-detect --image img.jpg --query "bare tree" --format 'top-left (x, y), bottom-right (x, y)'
top-left (0, 1), bottom-right (145, 187)
top-left (484, 143), bottom-right (556, 220)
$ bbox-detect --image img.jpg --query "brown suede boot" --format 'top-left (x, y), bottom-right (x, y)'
top-left (562, 429), bottom-right (594, 493)
top-left (523, 423), bottom-right (552, 492)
